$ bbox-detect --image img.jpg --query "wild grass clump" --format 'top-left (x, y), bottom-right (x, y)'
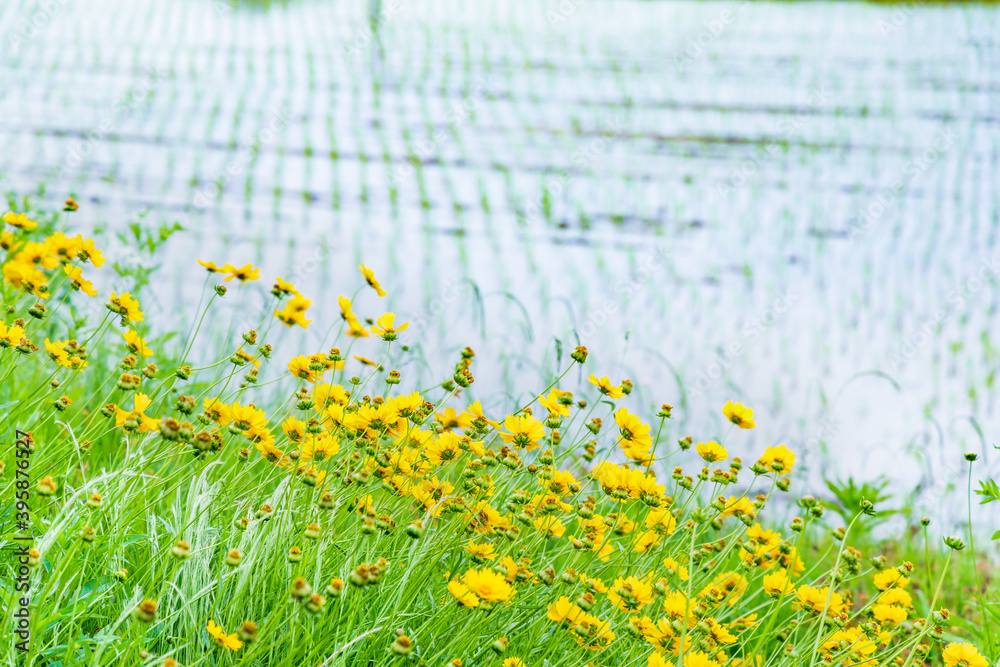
top-left (0, 200), bottom-right (996, 666)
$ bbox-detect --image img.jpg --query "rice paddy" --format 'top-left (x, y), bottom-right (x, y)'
top-left (1, 0), bottom-right (999, 664)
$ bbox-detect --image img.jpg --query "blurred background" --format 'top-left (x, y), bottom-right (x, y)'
top-left (2, 0), bottom-right (998, 529)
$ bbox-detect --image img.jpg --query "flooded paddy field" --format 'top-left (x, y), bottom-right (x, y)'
top-left (2, 0), bottom-right (999, 527)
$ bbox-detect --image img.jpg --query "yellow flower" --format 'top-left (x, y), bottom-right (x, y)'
top-left (206, 620), bottom-right (243, 651)
top-left (503, 659), bottom-right (525, 667)
top-left (273, 276), bottom-right (300, 296)
top-left (275, 296), bottom-right (312, 328)
top-left (500, 414), bottom-right (545, 450)
top-left (762, 569), bottom-right (794, 597)
top-left (107, 292), bottom-right (144, 323)
top-left (534, 516), bottom-right (566, 538)
top-left (3, 211), bottom-right (38, 230)
top-left (873, 568), bottom-right (910, 590)
top-left (873, 603), bottom-right (907, 625)
top-left (63, 264), bottom-right (97, 297)
top-left (115, 393), bottom-right (160, 433)
top-left (719, 496), bottom-right (756, 519)
top-left (722, 401), bottom-right (755, 429)
top-left (696, 441), bottom-right (727, 463)
top-left (464, 540), bottom-right (496, 562)
top-left (78, 238), bottom-right (104, 266)
top-left (794, 585), bottom-right (847, 615)
top-left (662, 557), bottom-right (689, 581)
top-left (943, 643), bottom-right (988, 667)
top-left (223, 263), bottom-right (260, 283)
top-left (123, 330), bottom-right (154, 357)
top-left (699, 571), bottom-right (748, 606)
top-left (607, 575), bottom-right (654, 612)
top-left (757, 444), bottom-right (795, 474)
top-left (300, 432), bottom-right (340, 462)
top-left (588, 374), bottom-right (624, 398)
top-left (197, 259), bottom-right (236, 273)
top-left (447, 579), bottom-right (480, 608)
top-left (615, 407), bottom-right (652, 448)
top-left (554, 595), bottom-right (590, 618)
top-left (371, 312), bottom-right (409, 341)
top-left (359, 263), bottom-right (387, 296)
top-left (683, 652), bottom-right (721, 667)
top-left (0, 321), bottom-right (26, 347)
top-left (648, 652), bottom-right (674, 667)
top-left (453, 568), bottom-right (515, 604)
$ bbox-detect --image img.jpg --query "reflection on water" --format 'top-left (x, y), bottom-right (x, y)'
top-left (2, 0), bottom-right (999, 527)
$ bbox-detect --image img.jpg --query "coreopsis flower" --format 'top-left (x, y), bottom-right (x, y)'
top-left (464, 540), bottom-right (496, 562)
top-left (206, 620), bottom-right (243, 650)
top-left (539, 388), bottom-right (572, 418)
top-left (756, 444), bottom-right (795, 474)
top-left (426, 433), bottom-right (465, 465)
top-left (78, 238), bottom-right (104, 266)
top-left (943, 643), bottom-right (988, 667)
top-left (3, 211), bottom-right (38, 230)
top-left (63, 264), bottom-right (97, 296)
top-left (696, 441), bottom-right (728, 463)
top-left (359, 263), bottom-right (387, 296)
top-left (0, 321), bottom-right (26, 347)
top-left (762, 569), bottom-right (794, 597)
top-left (662, 557), bottom-right (689, 580)
top-left (534, 517), bottom-right (567, 538)
top-left (719, 496), bottom-right (755, 519)
top-left (275, 296), bottom-right (312, 328)
top-left (873, 603), bottom-right (907, 625)
top-left (115, 393), bottom-right (160, 433)
top-left (547, 597), bottom-right (585, 626)
top-left (607, 576), bottom-right (654, 612)
top-left (106, 292), bottom-right (144, 323)
top-left (197, 259), bottom-right (236, 273)
top-left (722, 401), bottom-right (755, 429)
top-left (794, 585), bottom-right (848, 615)
top-left (123, 330), bottom-right (154, 357)
top-left (588, 374), bottom-right (624, 398)
top-left (300, 432), bottom-right (339, 462)
top-left (456, 568), bottom-right (516, 604)
top-left (5, 260), bottom-right (49, 298)
top-left (272, 276), bottom-right (300, 297)
top-left (371, 312), bottom-right (408, 341)
top-left (648, 653), bottom-right (672, 667)
top-left (500, 414), bottom-right (545, 450)
top-left (873, 568), bottom-right (910, 590)
top-left (44, 339), bottom-right (87, 371)
top-left (203, 397), bottom-right (233, 426)
top-left (223, 263), bottom-right (260, 283)
top-left (614, 408), bottom-right (652, 448)
top-left (699, 571), bottom-right (748, 606)
top-left (64, 198), bottom-right (79, 211)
